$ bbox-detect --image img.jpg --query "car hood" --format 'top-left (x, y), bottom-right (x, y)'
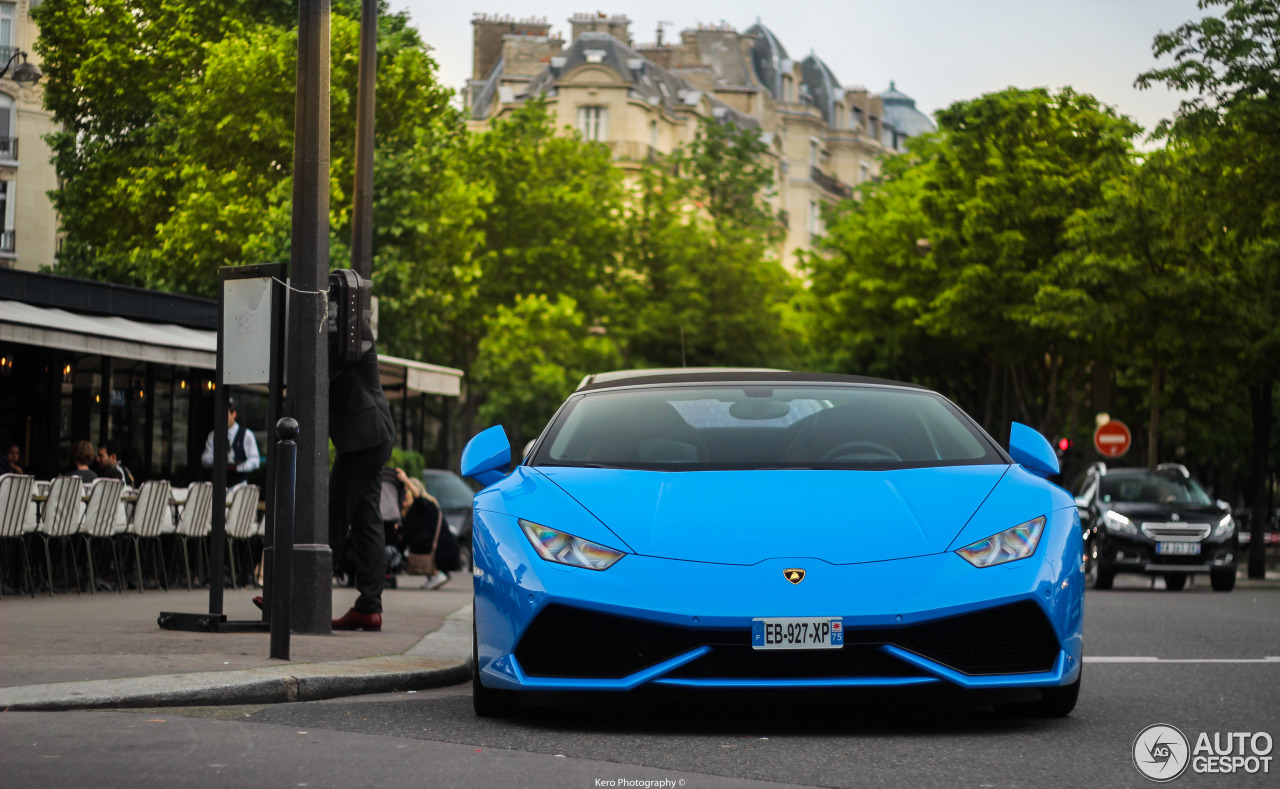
top-left (1107, 502), bottom-right (1223, 524)
top-left (535, 465), bottom-right (1009, 565)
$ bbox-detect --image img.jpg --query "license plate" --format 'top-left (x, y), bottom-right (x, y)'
top-left (752, 617), bottom-right (844, 650)
top-left (1156, 541), bottom-right (1201, 555)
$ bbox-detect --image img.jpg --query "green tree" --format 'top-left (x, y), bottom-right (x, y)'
top-left (620, 120), bottom-right (798, 369)
top-left (811, 88), bottom-right (1141, 438)
top-left (471, 294), bottom-right (622, 449)
top-left (1137, 0), bottom-right (1280, 575)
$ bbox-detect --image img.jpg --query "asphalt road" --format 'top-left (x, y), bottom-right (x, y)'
top-left (5, 582), bottom-right (1278, 789)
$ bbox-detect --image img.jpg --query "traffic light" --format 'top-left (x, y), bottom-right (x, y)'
top-left (1055, 437), bottom-right (1072, 455)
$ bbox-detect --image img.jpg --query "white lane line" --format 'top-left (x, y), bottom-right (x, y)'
top-left (1086, 656), bottom-right (1280, 663)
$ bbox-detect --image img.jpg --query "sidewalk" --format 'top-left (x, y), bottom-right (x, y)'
top-left (0, 575), bottom-right (473, 712)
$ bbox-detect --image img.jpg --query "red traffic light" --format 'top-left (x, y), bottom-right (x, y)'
top-left (1057, 437), bottom-right (1072, 452)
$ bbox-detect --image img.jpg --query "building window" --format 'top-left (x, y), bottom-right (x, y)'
top-left (0, 3), bottom-right (13, 52)
top-left (851, 106), bottom-right (864, 131)
top-left (869, 116), bottom-right (880, 140)
top-left (0, 180), bottom-right (14, 253)
top-left (809, 200), bottom-right (824, 243)
top-left (782, 76), bottom-right (792, 103)
top-left (809, 140), bottom-right (819, 168)
top-left (649, 120), bottom-right (658, 151)
top-left (577, 106), bottom-right (608, 142)
top-left (859, 162), bottom-right (870, 184)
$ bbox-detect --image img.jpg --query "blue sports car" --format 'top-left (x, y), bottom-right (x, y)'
top-left (462, 371), bottom-right (1083, 717)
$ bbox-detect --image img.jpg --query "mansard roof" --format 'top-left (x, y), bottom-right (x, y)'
top-left (800, 53), bottom-right (841, 124)
top-left (744, 22), bottom-right (790, 101)
top-left (485, 31), bottom-right (757, 128)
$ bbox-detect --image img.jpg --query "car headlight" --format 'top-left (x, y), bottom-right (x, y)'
top-left (1103, 510), bottom-right (1139, 537)
top-left (1212, 514), bottom-right (1235, 540)
top-left (956, 516), bottom-right (1046, 568)
top-left (518, 519), bottom-right (625, 571)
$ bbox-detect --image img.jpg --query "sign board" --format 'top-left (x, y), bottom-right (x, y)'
top-left (221, 276), bottom-right (273, 385)
top-left (1093, 420), bottom-right (1132, 459)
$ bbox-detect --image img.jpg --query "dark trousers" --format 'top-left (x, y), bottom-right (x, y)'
top-left (329, 440), bottom-right (393, 614)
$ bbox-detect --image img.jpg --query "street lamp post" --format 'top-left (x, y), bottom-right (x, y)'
top-left (0, 50), bottom-right (42, 86)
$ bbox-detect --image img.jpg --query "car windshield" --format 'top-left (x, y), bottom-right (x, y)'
top-left (533, 384), bottom-right (1003, 471)
top-left (422, 471), bottom-right (475, 509)
top-left (1100, 473), bottom-right (1212, 505)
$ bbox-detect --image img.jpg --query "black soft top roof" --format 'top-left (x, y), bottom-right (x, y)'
top-left (576, 371), bottom-right (929, 392)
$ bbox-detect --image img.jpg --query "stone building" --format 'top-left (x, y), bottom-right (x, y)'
top-left (1, 0), bottom-right (57, 272)
top-left (466, 13), bottom-right (936, 268)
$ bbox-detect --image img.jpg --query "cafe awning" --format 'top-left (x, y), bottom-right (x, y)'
top-left (0, 299), bottom-right (217, 368)
top-left (0, 300), bottom-right (465, 397)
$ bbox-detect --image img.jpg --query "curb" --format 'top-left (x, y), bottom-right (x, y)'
top-left (0, 604), bottom-right (474, 712)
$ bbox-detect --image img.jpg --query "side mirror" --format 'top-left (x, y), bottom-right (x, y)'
top-left (461, 426), bottom-right (512, 487)
top-left (1216, 499), bottom-right (1232, 514)
top-left (1008, 422), bottom-right (1060, 479)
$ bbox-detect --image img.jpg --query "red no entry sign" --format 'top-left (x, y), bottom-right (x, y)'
top-left (1093, 420), bottom-right (1132, 458)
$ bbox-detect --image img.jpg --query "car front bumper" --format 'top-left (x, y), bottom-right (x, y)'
top-left (1098, 531), bottom-right (1236, 574)
top-left (474, 507), bottom-right (1084, 693)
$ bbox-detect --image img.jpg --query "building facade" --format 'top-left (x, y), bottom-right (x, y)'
top-left (1, 0), bottom-right (56, 272)
top-left (465, 13), bottom-right (936, 268)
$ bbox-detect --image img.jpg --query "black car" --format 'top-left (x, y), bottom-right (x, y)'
top-left (421, 468), bottom-right (477, 568)
top-left (1073, 462), bottom-right (1236, 591)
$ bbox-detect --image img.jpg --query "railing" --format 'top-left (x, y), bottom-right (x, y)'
top-left (810, 166), bottom-right (853, 199)
top-left (0, 46), bottom-right (17, 68)
top-left (0, 136), bottom-right (17, 162)
top-left (609, 140), bottom-right (662, 164)
top-left (0, 230), bottom-right (14, 254)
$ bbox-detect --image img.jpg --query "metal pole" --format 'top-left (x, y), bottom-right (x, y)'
top-left (287, 0), bottom-right (332, 634)
top-left (351, 0), bottom-right (377, 282)
top-left (270, 418), bottom-right (299, 661)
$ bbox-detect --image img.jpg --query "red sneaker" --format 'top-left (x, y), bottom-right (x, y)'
top-left (332, 608), bottom-right (382, 632)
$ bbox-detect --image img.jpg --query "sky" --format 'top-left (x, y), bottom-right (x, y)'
top-left (390, 0), bottom-right (1209, 138)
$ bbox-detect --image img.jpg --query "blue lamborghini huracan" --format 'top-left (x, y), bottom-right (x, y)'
top-left (462, 371), bottom-right (1083, 717)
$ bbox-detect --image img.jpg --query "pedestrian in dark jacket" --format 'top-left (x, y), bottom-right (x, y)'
top-left (329, 322), bottom-right (395, 632)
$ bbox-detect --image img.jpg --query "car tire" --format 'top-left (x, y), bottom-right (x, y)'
top-left (1210, 568), bottom-right (1236, 592)
top-left (998, 672), bottom-right (1081, 718)
top-left (1163, 573), bottom-right (1187, 591)
top-left (1093, 562), bottom-right (1115, 590)
top-left (473, 619), bottom-right (520, 718)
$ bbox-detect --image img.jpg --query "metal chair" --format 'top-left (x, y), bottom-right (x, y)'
top-left (225, 485), bottom-right (260, 589)
top-left (118, 480), bottom-right (172, 592)
top-left (36, 477), bottom-right (86, 596)
top-left (75, 478), bottom-right (125, 594)
top-left (173, 482), bottom-right (214, 590)
top-left (0, 474), bottom-right (36, 598)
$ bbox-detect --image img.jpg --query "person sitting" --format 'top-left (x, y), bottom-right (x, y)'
top-left (395, 468), bottom-right (461, 590)
top-left (68, 440), bottom-right (98, 483)
top-left (0, 443), bottom-right (22, 475)
top-left (96, 440), bottom-right (136, 487)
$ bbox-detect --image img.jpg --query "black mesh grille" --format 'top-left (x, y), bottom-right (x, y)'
top-left (514, 600), bottom-right (1060, 679)
top-left (884, 601), bottom-right (1060, 674)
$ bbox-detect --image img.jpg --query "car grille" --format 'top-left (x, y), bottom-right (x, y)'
top-left (514, 600), bottom-right (1060, 680)
top-left (1141, 522), bottom-right (1211, 541)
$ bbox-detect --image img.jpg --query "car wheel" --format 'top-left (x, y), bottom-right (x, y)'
top-left (472, 618), bottom-right (520, 718)
top-left (1163, 573), bottom-right (1187, 591)
top-left (998, 672), bottom-right (1081, 718)
top-left (1210, 567), bottom-right (1236, 592)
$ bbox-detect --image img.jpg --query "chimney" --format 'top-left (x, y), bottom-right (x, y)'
top-left (568, 12), bottom-right (631, 45)
top-left (471, 13), bottom-right (552, 80)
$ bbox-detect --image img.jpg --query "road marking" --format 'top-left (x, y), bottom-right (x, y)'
top-left (1086, 656), bottom-right (1280, 663)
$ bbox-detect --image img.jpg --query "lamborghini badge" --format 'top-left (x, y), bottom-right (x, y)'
top-left (784, 568), bottom-right (805, 584)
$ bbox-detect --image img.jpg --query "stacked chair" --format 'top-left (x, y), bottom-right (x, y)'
top-left (119, 480), bottom-right (172, 592)
top-left (225, 485), bottom-right (261, 589)
top-left (0, 473), bottom-right (36, 598)
top-left (35, 476), bottom-right (86, 596)
top-left (76, 477), bottom-right (125, 594)
top-left (173, 482), bottom-right (214, 590)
